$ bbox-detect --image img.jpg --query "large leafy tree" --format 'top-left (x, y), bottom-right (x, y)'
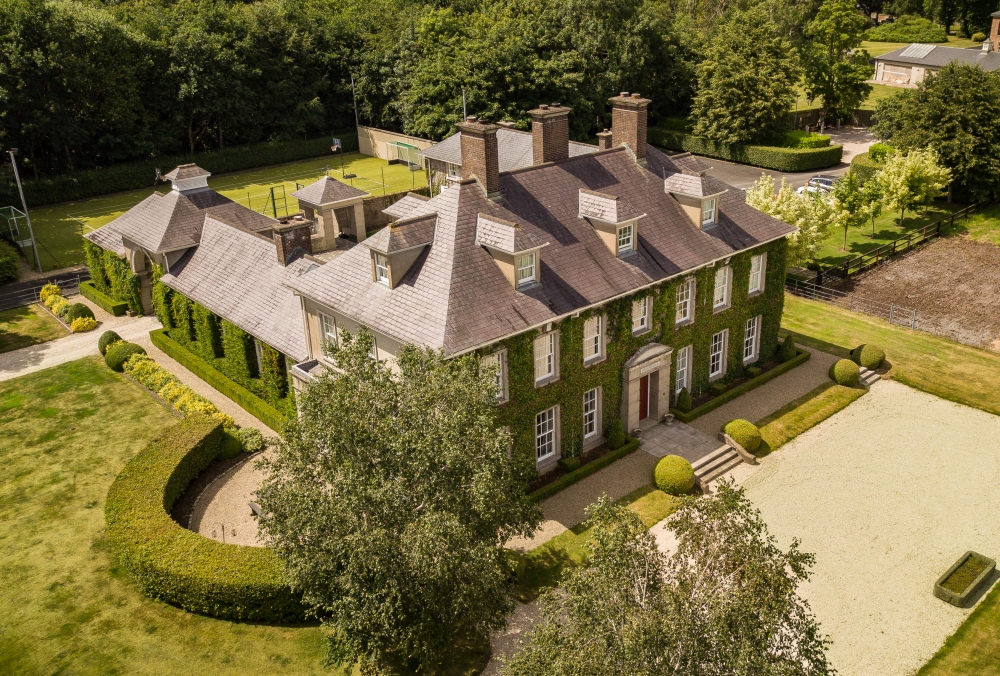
top-left (872, 63), bottom-right (1000, 202)
top-left (503, 484), bottom-right (832, 675)
top-left (832, 169), bottom-right (868, 250)
top-left (747, 173), bottom-right (837, 264)
top-left (877, 148), bottom-right (951, 226)
top-left (691, 5), bottom-right (800, 144)
top-left (802, 0), bottom-right (873, 130)
top-left (257, 329), bottom-right (540, 675)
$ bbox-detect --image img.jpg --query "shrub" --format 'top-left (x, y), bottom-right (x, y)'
top-left (606, 420), bottom-right (626, 450)
top-left (675, 387), bottom-right (692, 413)
top-left (104, 416), bottom-right (305, 621)
top-left (43, 292), bottom-right (62, 309)
top-left (235, 426), bottom-right (266, 453)
top-left (829, 358), bottom-right (860, 386)
top-left (503, 549), bottom-right (526, 582)
top-left (779, 130), bottom-right (832, 149)
top-left (124, 354), bottom-right (236, 429)
top-left (39, 283), bottom-right (62, 304)
top-left (851, 343), bottom-right (886, 370)
top-left (217, 431), bottom-right (244, 460)
top-left (724, 419), bottom-right (762, 454)
top-left (868, 143), bottom-right (891, 164)
top-left (559, 456), bottom-right (582, 472)
top-left (124, 353), bottom-right (176, 390)
top-left (51, 298), bottom-right (70, 318)
top-left (778, 335), bottom-right (797, 362)
top-left (972, 31), bottom-right (987, 43)
top-left (0, 240), bottom-right (18, 284)
top-left (80, 280), bottom-right (128, 316)
top-left (648, 127), bottom-right (843, 172)
top-left (653, 455), bottom-right (696, 496)
top-left (105, 341), bottom-right (147, 371)
top-left (71, 317), bottom-right (98, 332)
top-left (746, 366), bottom-right (762, 379)
top-left (64, 302), bottom-right (95, 322)
top-left (709, 382), bottom-right (727, 396)
top-left (98, 330), bottom-right (122, 356)
top-left (865, 15), bottom-right (947, 42)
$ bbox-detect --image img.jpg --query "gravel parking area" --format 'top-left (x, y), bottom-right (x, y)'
top-left (740, 380), bottom-right (1000, 676)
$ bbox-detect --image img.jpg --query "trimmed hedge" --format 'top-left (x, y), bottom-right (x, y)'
top-left (829, 359), bottom-right (861, 387)
top-left (99, 330), bottom-right (122, 356)
top-left (124, 353), bottom-right (236, 429)
top-left (671, 349), bottom-right (811, 423)
top-left (653, 455), bottom-right (696, 496)
top-left (150, 329), bottom-right (288, 433)
top-left (529, 437), bottom-right (640, 503)
top-left (850, 151), bottom-right (883, 185)
top-left (104, 416), bottom-right (306, 622)
top-left (105, 342), bottom-right (147, 371)
top-left (778, 334), bottom-right (797, 362)
top-left (865, 15), bottom-right (947, 43)
top-left (80, 280), bottom-right (128, 316)
top-left (0, 240), bottom-right (19, 283)
top-left (11, 133), bottom-right (359, 208)
top-left (851, 343), bottom-right (886, 370)
top-left (723, 419), bottom-right (762, 454)
top-left (64, 302), bottom-right (95, 322)
top-left (649, 128), bottom-right (843, 172)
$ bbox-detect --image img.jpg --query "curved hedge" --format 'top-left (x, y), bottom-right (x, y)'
top-left (829, 359), bottom-right (860, 387)
top-left (850, 151), bottom-right (883, 185)
top-left (649, 128), bottom-right (843, 172)
top-left (104, 416), bottom-right (306, 622)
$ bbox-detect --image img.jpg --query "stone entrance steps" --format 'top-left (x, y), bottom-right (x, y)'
top-left (860, 367), bottom-right (881, 388)
top-left (691, 444), bottom-right (743, 483)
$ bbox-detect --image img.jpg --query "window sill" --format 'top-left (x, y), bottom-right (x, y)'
top-left (709, 372), bottom-right (724, 382)
top-left (534, 375), bottom-right (559, 389)
top-left (536, 453), bottom-right (559, 471)
top-left (674, 318), bottom-right (694, 329)
top-left (583, 355), bottom-right (606, 368)
top-left (748, 289), bottom-right (763, 299)
top-left (631, 326), bottom-right (652, 338)
top-left (712, 304), bottom-right (730, 315)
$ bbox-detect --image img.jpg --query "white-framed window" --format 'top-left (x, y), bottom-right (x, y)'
top-left (535, 406), bottom-right (557, 461)
top-left (632, 297), bottom-right (650, 334)
top-left (583, 388), bottom-right (600, 438)
top-left (534, 331), bottom-right (556, 383)
top-left (583, 315), bottom-right (603, 363)
top-left (447, 162), bottom-right (460, 178)
top-left (675, 278), bottom-right (694, 324)
top-left (319, 312), bottom-right (338, 356)
top-left (713, 266), bottom-right (730, 310)
top-left (749, 253), bottom-right (767, 295)
top-left (516, 252), bottom-right (536, 288)
top-left (702, 198), bottom-right (717, 226)
top-left (744, 315), bottom-right (761, 363)
top-left (710, 329), bottom-right (728, 379)
top-left (676, 344), bottom-right (692, 395)
top-left (617, 224), bottom-right (634, 255)
top-left (369, 336), bottom-right (379, 360)
top-left (374, 252), bottom-right (390, 286)
top-left (483, 349), bottom-right (508, 402)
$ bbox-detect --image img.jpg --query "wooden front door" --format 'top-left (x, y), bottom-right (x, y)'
top-left (639, 374), bottom-right (650, 420)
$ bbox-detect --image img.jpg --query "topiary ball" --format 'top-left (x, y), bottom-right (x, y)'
top-left (105, 342), bottom-right (147, 372)
top-left (64, 303), bottom-right (95, 322)
top-left (829, 358), bottom-right (860, 387)
top-left (71, 317), bottom-right (98, 333)
top-left (724, 419), bottom-right (762, 454)
top-left (606, 420), bottom-right (626, 450)
top-left (216, 431), bottom-right (244, 460)
top-left (675, 387), bottom-right (692, 413)
top-left (98, 330), bottom-right (122, 356)
top-left (235, 427), bottom-right (266, 453)
top-left (778, 335), bottom-right (797, 362)
top-left (852, 343), bottom-right (885, 370)
top-left (653, 455), bottom-right (696, 496)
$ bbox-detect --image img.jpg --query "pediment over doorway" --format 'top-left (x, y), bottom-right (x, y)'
top-left (624, 342), bottom-right (672, 369)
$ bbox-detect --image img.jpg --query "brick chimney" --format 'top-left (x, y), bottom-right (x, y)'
top-left (609, 92), bottom-right (651, 161)
top-left (528, 103), bottom-right (571, 165)
top-left (596, 129), bottom-right (612, 150)
top-left (273, 215), bottom-right (313, 265)
top-left (457, 116), bottom-right (501, 196)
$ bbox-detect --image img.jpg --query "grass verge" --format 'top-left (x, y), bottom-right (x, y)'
top-left (754, 381), bottom-right (866, 455)
top-left (918, 578), bottom-right (1000, 676)
top-left (951, 203), bottom-right (1000, 246)
top-left (0, 304), bottom-right (67, 353)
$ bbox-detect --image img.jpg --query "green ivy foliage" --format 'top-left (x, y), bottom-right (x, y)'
top-left (649, 128), bottom-right (843, 172)
top-left (192, 303), bottom-right (223, 360)
top-left (101, 249), bottom-right (143, 315)
top-left (221, 319), bottom-right (258, 380)
top-left (150, 264), bottom-right (174, 328)
top-left (491, 239), bottom-right (787, 469)
top-left (171, 293), bottom-right (195, 341)
top-left (83, 239), bottom-right (111, 294)
top-left (260, 344), bottom-right (288, 401)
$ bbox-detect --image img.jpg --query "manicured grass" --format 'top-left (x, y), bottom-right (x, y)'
top-left (0, 357), bottom-right (332, 675)
top-left (951, 203), bottom-right (1000, 246)
top-left (754, 381), bottom-right (866, 455)
top-left (0, 304), bottom-right (67, 353)
top-left (919, 579), bottom-right (1000, 676)
top-left (516, 485), bottom-right (680, 602)
top-left (782, 294), bottom-right (1000, 416)
top-left (26, 153), bottom-right (428, 271)
top-left (793, 82), bottom-right (899, 112)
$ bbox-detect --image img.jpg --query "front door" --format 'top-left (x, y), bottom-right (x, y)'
top-left (639, 374), bottom-right (650, 420)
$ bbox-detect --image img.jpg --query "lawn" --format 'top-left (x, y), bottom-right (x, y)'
top-left (754, 381), bottom-right (866, 455)
top-left (781, 293), bottom-right (1000, 417)
top-left (951, 203), bottom-right (1000, 246)
top-left (919, 582), bottom-right (1000, 676)
top-left (0, 304), bottom-right (67, 353)
top-left (793, 82), bottom-right (899, 113)
top-left (0, 357), bottom-right (332, 676)
top-left (25, 153), bottom-right (428, 272)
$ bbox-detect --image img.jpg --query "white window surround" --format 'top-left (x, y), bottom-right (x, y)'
top-left (676, 344), bottom-right (692, 395)
top-left (710, 329), bottom-right (728, 380)
top-left (583, 388), bottom-right (600, 439)
top-left (749, 252), bottom-right (767, 295)
top-left (319, 312), bottom-right (338, 360)
top-left (632, 297), bottom-right (650, 334)
top-left (617, 223), bottom-right (634, 256)
top-left (583, 315), bottom-right (604, 364)
top-left (254, 339), bottom-right (264, 376)
top-left (702, 198), bottom-right (717, 226)
top-left (744, 315), bottom-right (761, 363)
top-left (484, 349), bottom-right (509, 403)
top-left (535, 406), bottom-right (558, 462)
top-left (374, 252), bottom-right (390, 286)
top-left (713, 266), bottom-right (731, 311)
top-left (516, 252), bottom-right (537, 288)
top-left (675, 277), bottom-right (695, 325)
top-left (534, 331), bottom-right (557, 384)
top-left (447, 162), bottom-right (460, 178)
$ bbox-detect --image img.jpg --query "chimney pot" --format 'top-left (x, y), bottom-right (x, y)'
top-left (620, 92), bottom-right (629, 97)
top-left (467, 115), bottom-right (478, 123)
top-left (539, 104), bottom-right (549, 110)
top-left (552, 102), bottom-right (561, 106)
top-left (631, 93), bottom-right (641, 98)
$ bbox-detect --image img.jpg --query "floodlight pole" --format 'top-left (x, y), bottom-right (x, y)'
top-left (6, 149), bottom-right (42, 273)
top-left (462, 87), bottom-right (467, 120)
top-left (351, 75), bottom-right (359, 130)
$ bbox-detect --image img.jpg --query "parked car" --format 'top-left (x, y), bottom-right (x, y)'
top-left (797, 176), bottom-right (837, 196)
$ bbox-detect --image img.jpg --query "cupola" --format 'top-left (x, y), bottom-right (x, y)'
top-left (475, 214), bottom-right (549, 290)
top-left (578, 188), bottom-right (646, 258)
top-left (361, 213), bottom-right (437, 288)
top-left (663, 171), bottom-right (727, 229)
top-left (163, 164), bottom-right (211, 193)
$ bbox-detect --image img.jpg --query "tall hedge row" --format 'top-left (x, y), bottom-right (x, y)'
top-left (104, 416), bottom-right (305, 622)
top-left (649, 128), bottom-right (843, 172)
top-left (850, 151), bottom-right (882, 184)
top-left (82, 240), bottom-right (142, 315)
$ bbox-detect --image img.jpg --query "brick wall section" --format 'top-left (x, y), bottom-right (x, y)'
top-left (597, 130), bottom-right (613, 151)
top-left (457, 118), bottom-right (501, 195)
top-left (363, 187), bottom-right (432, 231)
top-left (992, 16), bottom-right (1000, 52)
top-left (610, 93), bottom-right (651, 160)
top-left (273, 221), bottom-right (312, 264)
top-left (529, 105), bottom-right (571, 164)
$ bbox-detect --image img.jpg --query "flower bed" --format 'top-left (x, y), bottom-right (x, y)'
top-left (122, 352), bottom-right (235, 430)
top-left (528, 437), bottom-right (640, 503)
top-left (934, 551), bottom-right (996, 607)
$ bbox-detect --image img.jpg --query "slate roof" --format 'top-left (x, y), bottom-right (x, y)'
top-left (289, 144), bottom-right (795, 356)
top-left (163, 164), bottom-right (211, 181)
top-left (662, 173), bottom-right (724, 198)
top-left (419, 128), bottom-right (598, 171)
top-left (363, 214), bottom-right (438, 253)
top-left (85, 188), bottom-right (277, 254)
top-left (291, 176), bottom-right (368, 206)
top-left (578, 189), bottom-right (645, 223)
top-left (160, 216), bottom-right (309, 360)
top-left (383, 193), bottom-right (433, 220)
top-left (874, 44), bottom-right (1000, 71)
top-left (475, 214), bottom-right (549, 254)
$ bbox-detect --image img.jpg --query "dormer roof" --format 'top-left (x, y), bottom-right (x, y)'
top-left (363, 213), bottom-right (437, 254)
top-left (383, 193), bottom-right (434, 221)
top-left (578, 188), bottom-right (645, 224)
top-left (475, 214), bottom-right (548, 254)
top-left (291, 176), bottom-right (368, 206)
top-left (663, 172), bottom-right (725, 199)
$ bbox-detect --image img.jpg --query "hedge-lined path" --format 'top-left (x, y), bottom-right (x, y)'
top-left (687, 345), bottom-right (840, 437)
top-left (188, 450), bottom-right (270, 547)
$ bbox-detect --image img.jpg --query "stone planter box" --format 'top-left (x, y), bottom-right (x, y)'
top-left (933, 551), bottom-right (996, 607)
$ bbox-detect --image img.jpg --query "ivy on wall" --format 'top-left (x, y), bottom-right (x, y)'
top-left (83, 240), bottom-right (142, 315)
top-left (83, 240), bottom-right (111, 295)
top-left (150, 264), bottom-right (174, 329)
top-left (192, 303), bottom-right (223, 361)
top-left (490, 239), bottom-right (788, 472)
top-left (260, 344), bottom-right (289, 401)
top-left (221, 319), bottom-right (257, 380)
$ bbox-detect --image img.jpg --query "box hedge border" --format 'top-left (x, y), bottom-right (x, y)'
top-left (104, 415), bottom-right (306, 622)
top-left (529, 437), bottom-right (640, 503)
top-left (850, 151), bottom-right (883, 184)
top-left (79, 280), bottom-right (128, 316)
top-left (150, 328), bottom-right (288, 434)
top-left (670, 349), bottom-right (810, 423)
top-left (649, 128), bottom-right (843, 172)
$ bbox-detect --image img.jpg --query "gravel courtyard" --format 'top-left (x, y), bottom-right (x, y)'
top-left (740, 380), bottom-right (1000, 676)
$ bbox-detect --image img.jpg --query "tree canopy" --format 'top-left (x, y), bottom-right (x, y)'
top-left (746, 173), bottom-right (836, 264)
top-left (802, 0), bottom-right (873, 127)
top-left (257, 329), bottom-right (540, 674)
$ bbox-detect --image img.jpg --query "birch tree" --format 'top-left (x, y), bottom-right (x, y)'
top-left (746, 173), bottom-right (836, 265)
top-left (877, 148), bottom-right (951, 227)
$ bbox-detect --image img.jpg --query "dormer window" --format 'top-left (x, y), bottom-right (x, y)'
top-left (664, 172), bottom-right (726, 230)
top-left (617, 224), bottom-right (634, 255)
top-left (516, 252), bottom-right (537, 288)
top-left (702, 198), bottom-right (717, 226)
top-left (578, 188), bottom-right (645, 258)
top-left (361, 213), bottom-right (437, 289)
top-left (476, 214), bottom-right (549, 291)
top-left (374, 252), bottom-right (390, 285)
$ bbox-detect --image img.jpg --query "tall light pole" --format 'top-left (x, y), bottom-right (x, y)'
top-left (6, 149), bottom-right (42, 273)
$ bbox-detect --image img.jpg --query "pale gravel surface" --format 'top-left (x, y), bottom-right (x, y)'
top-left (736, 380), bottom-right (1000, 676)
top-left (190, 450), bottom-right (272, 546)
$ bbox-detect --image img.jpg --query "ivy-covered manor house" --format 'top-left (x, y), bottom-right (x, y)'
top-left (81, 93), bottom-right (795, 474)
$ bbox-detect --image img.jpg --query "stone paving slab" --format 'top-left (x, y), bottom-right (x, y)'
top-left (642, 421), bottom-right (724, 462)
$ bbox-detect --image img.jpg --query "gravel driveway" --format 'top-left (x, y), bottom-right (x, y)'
top-left (739, 380), bottom-right (1000, 676)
